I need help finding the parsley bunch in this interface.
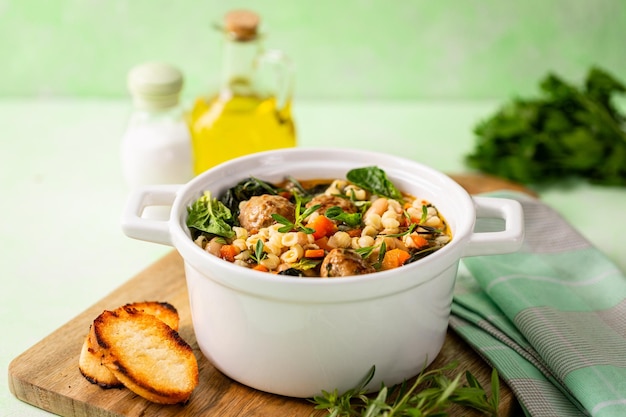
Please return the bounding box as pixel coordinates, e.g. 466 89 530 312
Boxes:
466 67 626 186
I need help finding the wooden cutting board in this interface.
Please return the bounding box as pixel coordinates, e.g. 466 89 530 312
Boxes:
8 174 531 417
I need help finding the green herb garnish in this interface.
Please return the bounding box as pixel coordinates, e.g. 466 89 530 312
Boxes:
311 363 501 417
354 240 387 269
347 166 404 201
466 66 626 186
186 191 235 239
272 193 321 234
420 205 428 224
383 223 417 238
249 239 267 264
285 175 310 196
374 240 387 270
354 245 377 259
290 258 321 271
324 206 362 227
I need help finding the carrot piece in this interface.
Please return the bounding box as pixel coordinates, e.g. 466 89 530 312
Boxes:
219 244 239 262
305 249 325 258
314 236 333 251
411 235 429 248
252 264 269 272
346 228 362 237
381 248 411 270
307 215 337 240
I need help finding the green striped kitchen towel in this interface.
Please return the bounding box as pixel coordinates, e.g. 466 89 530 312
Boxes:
450 191 626 417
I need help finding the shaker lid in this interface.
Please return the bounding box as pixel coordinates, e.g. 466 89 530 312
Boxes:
127 62 184 110
224 9 260 41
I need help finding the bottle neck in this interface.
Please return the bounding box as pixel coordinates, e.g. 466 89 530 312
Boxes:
220 36 262 96
129 104 184 126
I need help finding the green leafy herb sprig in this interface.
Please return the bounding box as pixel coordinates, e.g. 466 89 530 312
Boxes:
354 241 387 270
272 193 321 234
312 362 500 417
466 67 626 186
325 206 362 227
249 239 267 264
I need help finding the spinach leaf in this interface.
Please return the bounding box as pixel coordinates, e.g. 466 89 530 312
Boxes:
346 166 403 201
187 191 235 239
277 268 304 277
220 177 281 220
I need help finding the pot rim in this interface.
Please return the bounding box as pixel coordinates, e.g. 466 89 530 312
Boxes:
166 148 476 301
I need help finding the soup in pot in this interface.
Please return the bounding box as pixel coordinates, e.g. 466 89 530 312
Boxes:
186 166 451 278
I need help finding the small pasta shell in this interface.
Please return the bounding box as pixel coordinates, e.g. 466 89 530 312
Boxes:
280 244 304 263
362 225 378 238
357 235 375 248
260 253 281 270
328 231 351 248
281 232 300 247
364 213 382 230
233 226 248 240
232 238 248 252
344 185 366 200
381 217 400 230
425 216 442 228
387 199 402 213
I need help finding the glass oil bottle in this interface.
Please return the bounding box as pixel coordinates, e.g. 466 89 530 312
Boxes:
187 9 297 175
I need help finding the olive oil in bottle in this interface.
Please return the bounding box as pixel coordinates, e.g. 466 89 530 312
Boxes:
188 10 296 175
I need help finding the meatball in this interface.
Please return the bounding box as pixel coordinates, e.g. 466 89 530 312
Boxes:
320 248 376 278
306 195 357 215
238 195 295 232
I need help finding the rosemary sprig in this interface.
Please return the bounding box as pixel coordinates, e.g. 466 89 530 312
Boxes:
355 241 387 270
383 223 417 238
311 362 501 417
354 245 377 259
420 205 428 223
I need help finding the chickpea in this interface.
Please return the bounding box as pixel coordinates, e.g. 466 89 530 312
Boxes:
205 237 224 257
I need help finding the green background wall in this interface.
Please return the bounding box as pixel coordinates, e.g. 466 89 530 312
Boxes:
2 0 625 100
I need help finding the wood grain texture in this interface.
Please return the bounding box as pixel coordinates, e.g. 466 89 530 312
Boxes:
8 174 531 416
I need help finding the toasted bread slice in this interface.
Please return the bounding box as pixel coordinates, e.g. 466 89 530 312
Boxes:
78 325 124 388
79 301 180 389
92 308 198 404
119 301 180 331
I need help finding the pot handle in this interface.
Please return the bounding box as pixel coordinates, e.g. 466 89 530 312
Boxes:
462 196 524 257
120 185 181 246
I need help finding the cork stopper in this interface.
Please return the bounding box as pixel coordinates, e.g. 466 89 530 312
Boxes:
224 9 260 41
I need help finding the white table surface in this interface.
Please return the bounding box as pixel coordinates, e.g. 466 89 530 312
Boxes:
1 98 624 416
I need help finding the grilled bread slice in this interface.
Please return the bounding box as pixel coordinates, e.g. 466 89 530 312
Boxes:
79 301 180 389
78 324 124 388
120 301 180 330
92 307 198 404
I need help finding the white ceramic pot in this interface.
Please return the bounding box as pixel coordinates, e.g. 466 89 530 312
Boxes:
121 148 524 398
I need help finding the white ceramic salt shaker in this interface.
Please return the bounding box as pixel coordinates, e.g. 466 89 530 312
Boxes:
121 62 193 187
121 62 193 219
